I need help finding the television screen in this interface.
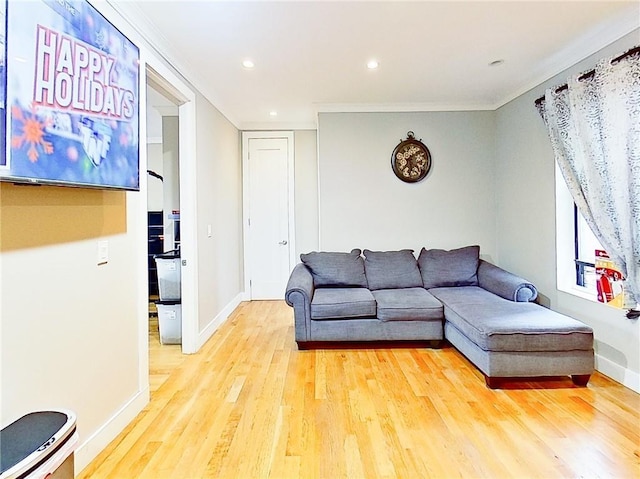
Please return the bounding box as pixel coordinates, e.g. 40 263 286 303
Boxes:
1 0 140 190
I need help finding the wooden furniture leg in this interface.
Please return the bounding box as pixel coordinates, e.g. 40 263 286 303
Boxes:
485 376 500 389
571 374 591 386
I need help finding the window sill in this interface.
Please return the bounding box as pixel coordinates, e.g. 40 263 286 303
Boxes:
557 283 599 302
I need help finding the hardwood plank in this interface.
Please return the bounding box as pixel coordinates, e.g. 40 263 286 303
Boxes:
78 300 640 479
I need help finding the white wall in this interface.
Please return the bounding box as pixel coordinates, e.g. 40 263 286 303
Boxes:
495 30 640 390
194 92 243 335
294 130 319 257
0 185 147 470
162 116 180 251
147 116 181 254
317 112 497 257
146 94 164 212
147 142 164 211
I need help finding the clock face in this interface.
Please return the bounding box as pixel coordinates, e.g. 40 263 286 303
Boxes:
391 136 431 183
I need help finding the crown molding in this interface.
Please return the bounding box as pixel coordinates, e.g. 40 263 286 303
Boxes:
315 102 495 114
495 5 639 110
239 121 318 131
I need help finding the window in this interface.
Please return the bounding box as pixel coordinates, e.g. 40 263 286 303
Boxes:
574 205 604 293
555 163 600 301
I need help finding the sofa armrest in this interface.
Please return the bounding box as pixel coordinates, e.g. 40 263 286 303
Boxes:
478 260 538 302
285 263 315 306
285 263 315 342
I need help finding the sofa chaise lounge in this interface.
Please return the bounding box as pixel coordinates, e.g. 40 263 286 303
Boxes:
285 246 594 387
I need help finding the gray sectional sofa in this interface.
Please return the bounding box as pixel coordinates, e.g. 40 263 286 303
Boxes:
285 246 595 388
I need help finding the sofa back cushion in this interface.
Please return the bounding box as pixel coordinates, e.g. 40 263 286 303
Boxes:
418 245 480 289
363 249 423 290
300 249 368 288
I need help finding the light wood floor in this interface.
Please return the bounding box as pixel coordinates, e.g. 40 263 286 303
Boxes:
79 301 640 479
148 311 185 395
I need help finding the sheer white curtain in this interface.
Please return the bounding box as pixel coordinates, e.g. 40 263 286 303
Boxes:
537 48 640 308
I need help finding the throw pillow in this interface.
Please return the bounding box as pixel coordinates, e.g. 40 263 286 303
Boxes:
362 249 423 290
418 245 480 289
300 249 368 288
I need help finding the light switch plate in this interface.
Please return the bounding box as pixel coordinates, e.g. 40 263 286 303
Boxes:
97 240 109 265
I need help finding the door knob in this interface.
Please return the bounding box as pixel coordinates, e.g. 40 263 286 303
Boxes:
279 240 288 245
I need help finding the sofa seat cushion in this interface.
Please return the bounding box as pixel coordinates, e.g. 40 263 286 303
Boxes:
372 288 444 322
311 288 376 320
430 286 593 352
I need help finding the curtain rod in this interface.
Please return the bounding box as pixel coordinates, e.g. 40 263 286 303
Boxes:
534 45 640 106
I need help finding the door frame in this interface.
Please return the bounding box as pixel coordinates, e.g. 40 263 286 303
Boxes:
242 131 296 299
145 62 199 355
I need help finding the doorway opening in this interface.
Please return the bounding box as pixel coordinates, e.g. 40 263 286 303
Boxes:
146 83 183 393
140 61 197 405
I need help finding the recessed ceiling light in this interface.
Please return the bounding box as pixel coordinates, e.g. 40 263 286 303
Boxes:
242 59 255 69
269 111 278 117
367 60 379 70
489 59 505 67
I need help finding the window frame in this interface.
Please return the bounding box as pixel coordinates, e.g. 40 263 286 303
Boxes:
555 164 600 301
574 204 604 290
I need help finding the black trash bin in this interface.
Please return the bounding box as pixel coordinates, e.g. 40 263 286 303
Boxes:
0 410 77 479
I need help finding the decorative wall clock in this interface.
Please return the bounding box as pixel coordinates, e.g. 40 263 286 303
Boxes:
391 131 432 183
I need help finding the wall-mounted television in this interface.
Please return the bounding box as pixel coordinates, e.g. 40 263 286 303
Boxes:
0 0 140 191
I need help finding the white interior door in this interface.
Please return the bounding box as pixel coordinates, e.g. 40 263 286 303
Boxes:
246 135 293 299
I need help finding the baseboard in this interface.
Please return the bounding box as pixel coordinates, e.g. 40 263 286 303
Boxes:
595 354 640 393
196 292 245 350
74 387 149 474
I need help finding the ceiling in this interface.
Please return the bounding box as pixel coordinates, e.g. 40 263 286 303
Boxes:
117 1 640 130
